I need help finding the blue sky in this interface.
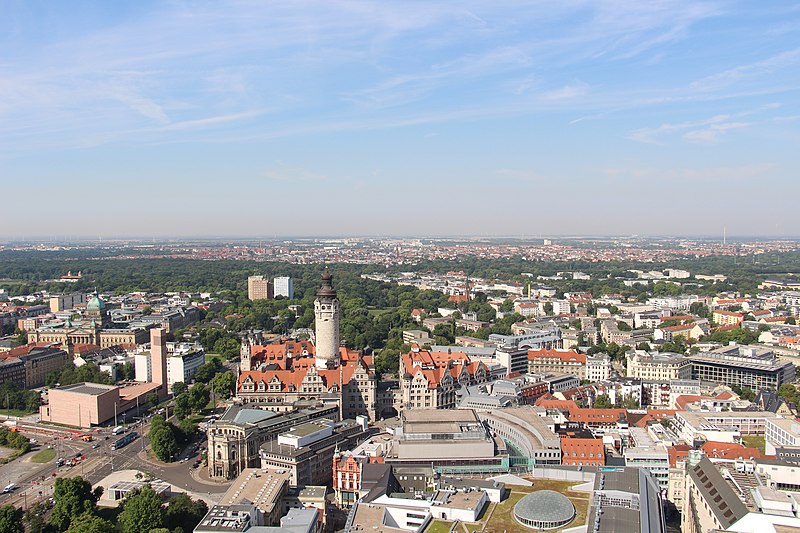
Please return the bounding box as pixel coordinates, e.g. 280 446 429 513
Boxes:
1 1 799 238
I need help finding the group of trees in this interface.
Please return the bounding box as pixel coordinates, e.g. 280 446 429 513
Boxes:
45 363 112 388
0 427 30 454
173 383 210 421
118 487 207 533
148 415 183 463
778 384 800 406
148 414 197 463
594 393 639 409
3 475 208 533
0 382 41 413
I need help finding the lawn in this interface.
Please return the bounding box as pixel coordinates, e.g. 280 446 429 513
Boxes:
742 435 766 454
1 409 36 418
424 520 454 533
30 448 56 463
465 479 591 533
367 307 397 317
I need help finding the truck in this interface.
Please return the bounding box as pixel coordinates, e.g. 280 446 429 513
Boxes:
111 431 138 451
112 426 124 435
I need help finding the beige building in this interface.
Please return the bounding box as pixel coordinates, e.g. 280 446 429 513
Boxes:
49 292 87 313
40 382 120 428
28 325 148 350
216 467 290 526
207 404 340 480
626 351 691 382
248 275 273 301
527 348 586 377
39 328 168 427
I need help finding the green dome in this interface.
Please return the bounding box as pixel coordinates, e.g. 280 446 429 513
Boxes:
87 294 106 311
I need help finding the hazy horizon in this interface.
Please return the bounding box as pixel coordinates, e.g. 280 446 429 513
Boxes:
2 2 799 238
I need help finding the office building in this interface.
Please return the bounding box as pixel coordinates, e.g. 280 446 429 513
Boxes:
248 275 273 301
689 345 796 390
626 351 692 382
273 276 294 299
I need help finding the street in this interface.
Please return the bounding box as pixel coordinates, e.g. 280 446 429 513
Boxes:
0 419 231 512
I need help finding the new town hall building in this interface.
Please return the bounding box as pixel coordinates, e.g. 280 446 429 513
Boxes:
235 271 378 422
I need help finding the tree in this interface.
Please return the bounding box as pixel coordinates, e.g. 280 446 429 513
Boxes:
778 384 800 406
149 423 179 462
740 387 756 401
543 302 554 316
165 493 208 532
118 486 166 533
616 321 631 331
172 381 188 396
375 348 400 376
621 395 640 409
689 302 710 318
121 361 136 381
0 505 22 533
788 317 797 325
189 383 210 412
594 394 612 409
49 476 103 531
145 392 159 409
173 393 191 421
22 503 47 533
193 359 224 383
66 513 115 533
210 371 236 400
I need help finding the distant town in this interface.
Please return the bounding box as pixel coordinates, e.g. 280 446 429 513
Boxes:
1 240 800 532
3 236 800 265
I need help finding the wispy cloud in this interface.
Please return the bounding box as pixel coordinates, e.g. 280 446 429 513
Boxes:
689 49 800 92
628 104 781 144
543 82 589 101
683 121 750 143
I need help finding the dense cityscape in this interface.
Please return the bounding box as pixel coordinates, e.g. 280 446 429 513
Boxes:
3 1 799 532
0 240 799 532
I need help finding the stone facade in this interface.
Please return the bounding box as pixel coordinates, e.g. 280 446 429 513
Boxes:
398 348 488 411
314 270 340 369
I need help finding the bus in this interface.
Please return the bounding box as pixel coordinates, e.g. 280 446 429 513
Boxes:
2 484 17 494
112 426 124 435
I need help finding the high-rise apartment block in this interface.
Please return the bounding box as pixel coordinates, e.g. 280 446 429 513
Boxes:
248 275 273 301
273 276 294 299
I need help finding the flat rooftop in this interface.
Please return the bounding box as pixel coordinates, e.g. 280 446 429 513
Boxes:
58 382 117 396
218 468 290 513
283 420 331 438
119 382 161 401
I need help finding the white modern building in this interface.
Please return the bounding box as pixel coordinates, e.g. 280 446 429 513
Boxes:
135 352 151 382
273 276 294 299
166 347 206 387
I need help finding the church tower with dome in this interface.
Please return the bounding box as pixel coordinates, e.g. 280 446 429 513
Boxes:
314 269 341 369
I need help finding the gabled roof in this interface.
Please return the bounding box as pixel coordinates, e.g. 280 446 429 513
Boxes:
527 348 586 363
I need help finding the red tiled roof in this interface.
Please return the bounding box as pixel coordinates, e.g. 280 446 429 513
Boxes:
701 441 762 460
527 348 586 364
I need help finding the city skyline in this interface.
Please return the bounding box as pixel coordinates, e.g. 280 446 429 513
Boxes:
2 1 799 237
